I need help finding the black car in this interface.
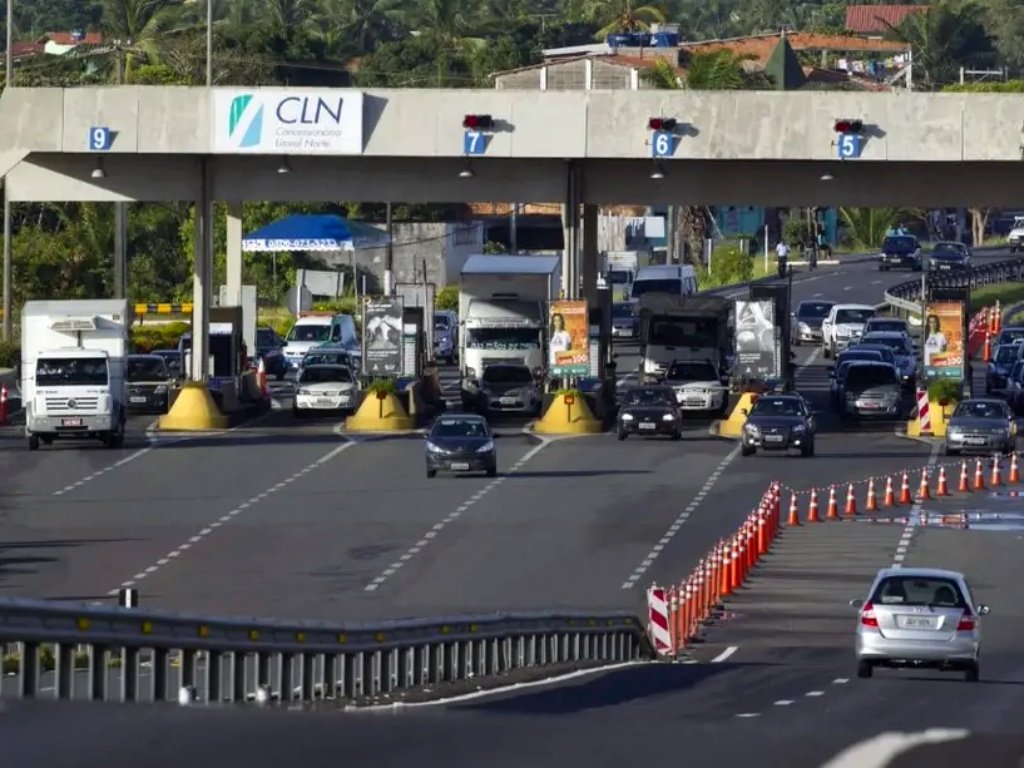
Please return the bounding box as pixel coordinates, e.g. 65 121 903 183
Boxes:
928 241 971 272
878 235 922 272
126 354 175 413
741 394 816 457
151 348 183 379
255 327 287 380
612 301 640 340
791 300 836 346
425 414 497 478
986 343 1022 394
617 385 683 440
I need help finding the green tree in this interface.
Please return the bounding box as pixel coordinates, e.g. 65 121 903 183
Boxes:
839 207 919 250
982 0 1024 69
586 0 666 38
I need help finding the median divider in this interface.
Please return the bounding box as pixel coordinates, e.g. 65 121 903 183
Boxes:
158 381 230 431
346 389 416 432
534 389 603 435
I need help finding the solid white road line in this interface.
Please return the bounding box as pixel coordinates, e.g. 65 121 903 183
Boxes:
711 646 738 663
819 729 970 768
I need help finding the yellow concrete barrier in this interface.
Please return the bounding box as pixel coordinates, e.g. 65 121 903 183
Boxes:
158 381 229 431
714 392 758 439
534 394 603 435
906 399 952 438
346 391 416 432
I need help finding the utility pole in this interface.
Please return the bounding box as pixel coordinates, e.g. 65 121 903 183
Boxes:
206 0 213 86
3 0 14 342
509 202 517 253
113 50 127 299
383 202 393 295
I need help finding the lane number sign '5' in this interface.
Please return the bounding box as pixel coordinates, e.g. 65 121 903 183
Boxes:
89 126 113 151
651 130 674 158
837 133 863 159
464 130 486 156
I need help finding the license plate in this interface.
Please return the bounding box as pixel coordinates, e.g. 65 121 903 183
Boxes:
450 462 470 471
639 422 656 430
765 435 784 443
901 616 936 629
130 396 147 403
965 437 987 445
860 402 880 409
61 418 83 427
316 399 334 407
500 397 518 405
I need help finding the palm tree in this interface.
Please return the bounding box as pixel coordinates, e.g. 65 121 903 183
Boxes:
839 207 919 250
883 0 989 89
683 49 749 89
326 0 406 55
587 0 666 39
97 0 190 82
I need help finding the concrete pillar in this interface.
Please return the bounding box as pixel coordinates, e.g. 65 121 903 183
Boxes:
225 201 243 306
113 203 127 299
191 159 213 382
581 204 598 305
561 162 581 299
2 191 11 342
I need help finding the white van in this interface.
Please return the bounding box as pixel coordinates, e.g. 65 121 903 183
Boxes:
631 265 698 300
282 313 358 370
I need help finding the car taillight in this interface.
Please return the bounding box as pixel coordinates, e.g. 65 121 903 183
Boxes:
957 611 975 631
860 602 878 628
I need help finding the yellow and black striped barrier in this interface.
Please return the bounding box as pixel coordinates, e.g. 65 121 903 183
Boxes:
134 303 193 315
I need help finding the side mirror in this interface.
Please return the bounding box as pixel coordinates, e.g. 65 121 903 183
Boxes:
977 604 990 616
849 598 864 609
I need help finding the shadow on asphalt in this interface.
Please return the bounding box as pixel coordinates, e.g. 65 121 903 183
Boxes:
455 663 759 714
507 469 652 479
0 538 140 586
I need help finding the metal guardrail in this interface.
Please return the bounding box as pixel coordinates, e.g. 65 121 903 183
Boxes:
884 258 1024 315
0 598 651 704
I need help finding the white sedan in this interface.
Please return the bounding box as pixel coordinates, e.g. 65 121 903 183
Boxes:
293 364 357 415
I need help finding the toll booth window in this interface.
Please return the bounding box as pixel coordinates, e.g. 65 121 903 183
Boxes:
36 357 109 386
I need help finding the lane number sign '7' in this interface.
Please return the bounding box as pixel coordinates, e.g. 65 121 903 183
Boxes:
837 133 863 159
464 130 486 155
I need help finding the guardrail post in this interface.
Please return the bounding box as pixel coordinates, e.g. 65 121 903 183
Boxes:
152 648 169 702
256 651 270 695
229 651 246 702
502 637 513 671
87 645 108 702
489 638 500 675
119 646 139 702
205 651 223 703
16 641 40 698
324 653 341 699
385 648 399 692
350 652 364 697
402 647 415 689
55 643 74 700
462 640 473 679
445 643 458 682
181 649 197 694
368 650 382 695
475 640 487 677
276 652 291 702
301 653 316 699
515 636 525 668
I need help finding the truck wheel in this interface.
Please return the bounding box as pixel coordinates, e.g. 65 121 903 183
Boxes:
28 434 40 451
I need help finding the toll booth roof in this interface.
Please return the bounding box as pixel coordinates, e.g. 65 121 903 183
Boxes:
461 255 561 275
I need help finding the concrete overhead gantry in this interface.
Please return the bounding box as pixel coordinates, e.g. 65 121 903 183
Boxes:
2 86 1023 426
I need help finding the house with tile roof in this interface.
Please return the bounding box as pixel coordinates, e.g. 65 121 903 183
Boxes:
5 30 103 65
845 5 928 36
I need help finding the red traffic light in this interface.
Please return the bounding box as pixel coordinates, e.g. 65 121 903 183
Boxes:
463 114 494 130
648 117 678 131
833 119 864 134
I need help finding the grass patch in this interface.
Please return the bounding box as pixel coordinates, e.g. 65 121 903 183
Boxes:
969 282 1024 313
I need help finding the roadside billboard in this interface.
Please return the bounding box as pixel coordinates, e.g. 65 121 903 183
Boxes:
549 299 589 376
363 297 404 376
734 299 778 378
923 300 965 381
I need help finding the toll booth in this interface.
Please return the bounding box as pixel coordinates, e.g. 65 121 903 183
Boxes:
588 286 612 379
749 280 792 390
396 283 436 376
180 306 246 408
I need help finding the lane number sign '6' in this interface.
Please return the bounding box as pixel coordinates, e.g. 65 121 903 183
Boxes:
89 126 113 151
651 130 675 158
837 133 863 159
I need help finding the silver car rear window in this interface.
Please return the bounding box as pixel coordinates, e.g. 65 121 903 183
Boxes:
871 576 966 607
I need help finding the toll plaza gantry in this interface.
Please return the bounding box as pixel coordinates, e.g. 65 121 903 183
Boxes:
1 86 1023 429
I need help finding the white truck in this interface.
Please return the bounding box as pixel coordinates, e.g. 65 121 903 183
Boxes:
1008 215 1024 253
600 251 650 302
458 254 561 409
21 299 129 450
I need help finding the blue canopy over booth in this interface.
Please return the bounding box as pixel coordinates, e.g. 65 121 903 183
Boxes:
242 214 390 252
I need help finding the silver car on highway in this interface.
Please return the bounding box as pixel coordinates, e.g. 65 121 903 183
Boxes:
852 567 988 681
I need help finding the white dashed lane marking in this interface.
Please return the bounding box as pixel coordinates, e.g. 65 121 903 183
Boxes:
892 443 940 568
363 438 554 592
54 446 155 496
734 671 857 718
621 444 742 590
106 439 356 597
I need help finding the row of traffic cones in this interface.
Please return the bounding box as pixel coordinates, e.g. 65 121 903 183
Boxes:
651 483 783 656
980 302 1003 362
785 454 1020 525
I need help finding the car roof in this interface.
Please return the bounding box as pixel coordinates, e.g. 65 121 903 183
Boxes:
832 303 877 311
797 299 835 308
933 241 964 247
435 414 486 423
755 394 803 402
959 398 1007 407
301 364 351 371
861 331 908 339
128 354 163 360
866 317 906 324
845 359 893 367
874 567 965 581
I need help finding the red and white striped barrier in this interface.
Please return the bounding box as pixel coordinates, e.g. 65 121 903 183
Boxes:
646 586 672 655
915 389 931 434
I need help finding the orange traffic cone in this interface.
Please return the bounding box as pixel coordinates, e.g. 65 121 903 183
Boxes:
826 486 839 520
917 468 932 500
1010 453 1020 485
898 471 913 504
807 489 822 523
974 459 986 490
257 357 269 399
787 494 800 526
883 476 897 507
865 478 879 512
991 456 1002 487
982 332 992 363
958 461 971 493
992 300 1001 334
844 483 858 517
936 466 950 497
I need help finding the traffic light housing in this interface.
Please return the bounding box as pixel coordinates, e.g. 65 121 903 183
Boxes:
648 117 678 132
463 114 495 130
833 119 864 134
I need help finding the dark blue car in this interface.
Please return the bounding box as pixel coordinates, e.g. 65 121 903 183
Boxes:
255 327 287 379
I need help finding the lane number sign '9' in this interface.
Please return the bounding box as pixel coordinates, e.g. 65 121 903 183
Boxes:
837 133 863 159
651 130 674 158
89 126 113 151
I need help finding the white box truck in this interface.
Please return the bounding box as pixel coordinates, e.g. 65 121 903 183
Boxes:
21 299 129 450
458 254 560 409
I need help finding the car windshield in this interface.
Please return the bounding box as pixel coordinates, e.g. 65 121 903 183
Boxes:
994 346 1020 365
432 418 489 439
751 398 804 417
299 367 352 384
870 575 966 608
883 236 916 251
932 243 963 255
303 352 348 367
607 270 631 284
287 324 330 342
997 329 1024 345
845 365 897 388
839 351 884 365
483 366 532 384
612 303 635 318
435 315 451 330
632 279 682 298
256 329 278 346
36 357 109 386
954 401 1008 420
850 345 895 364
127 357 168 381
835 308 875 324
866 320 906 333
623 387 674 406
797 302 833 319
667 362 717 381
863 336 910 355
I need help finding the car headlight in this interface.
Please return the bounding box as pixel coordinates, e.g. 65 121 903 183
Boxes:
1011 423 1018 436
837 328 851 338
426 442 448 454
621 413 634 421
948 428 963 438
476 441 494 453
798 322 810 333
744 423 759 435
154 385 168 394
662 413 675 421
792 424 805 433
297 388 311 396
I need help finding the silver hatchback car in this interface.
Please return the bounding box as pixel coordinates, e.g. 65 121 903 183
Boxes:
851 567 989 681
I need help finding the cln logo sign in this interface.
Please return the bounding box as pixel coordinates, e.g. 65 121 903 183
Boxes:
214 90 365 154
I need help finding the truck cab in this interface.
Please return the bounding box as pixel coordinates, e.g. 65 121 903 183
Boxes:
638 294 731 381
1008 215 1024 254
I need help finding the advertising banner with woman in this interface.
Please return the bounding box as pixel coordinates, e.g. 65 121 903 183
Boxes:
923 301 964 381
549 299 589 376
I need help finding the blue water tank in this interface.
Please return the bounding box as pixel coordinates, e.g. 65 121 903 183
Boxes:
606 32 644 47
650 32 679 47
